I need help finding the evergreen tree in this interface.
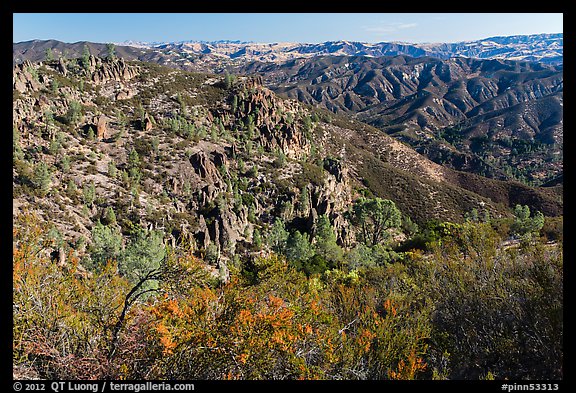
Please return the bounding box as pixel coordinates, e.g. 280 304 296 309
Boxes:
106 43 116 59
45 48 54 62
128 148 140 170
86 126 95 140
401 215 419 237
120 229 166 285
298 185 310 216
102 206 117 226
285 231 314 264
268 218 289 254
31 162 51 196
252 228 263 250
351 197 402 246
89 220 122 270
65 101 82 126
83 180 96 207
511 204 545 238
224 71 232 89
82 44 91 71
314 215 342 263
108 160 117 178
60 155 71 174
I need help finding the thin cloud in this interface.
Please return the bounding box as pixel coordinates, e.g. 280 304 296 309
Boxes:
363 22 418 35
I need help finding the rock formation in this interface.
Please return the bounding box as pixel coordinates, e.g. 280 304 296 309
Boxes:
90 57 139 85
96 115 108 140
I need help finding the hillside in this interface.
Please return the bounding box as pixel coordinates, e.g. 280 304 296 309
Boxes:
233 55 563 185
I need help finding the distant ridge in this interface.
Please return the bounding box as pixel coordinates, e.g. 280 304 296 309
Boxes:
14 33 563 65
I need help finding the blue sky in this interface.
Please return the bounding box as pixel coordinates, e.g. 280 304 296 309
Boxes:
13 13 563 44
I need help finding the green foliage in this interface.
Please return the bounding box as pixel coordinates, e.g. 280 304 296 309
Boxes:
401 215 419 237
285 231 314 266
31 162 51 196
351 197 402 247
224 71 233 89
119 229 166 286
89 220 123 270
13 212 562 380
204 243 220 265
511 204 544 238
297 185 310 215
267 218 289 254
314 215 343 264
419 223 562 379
102 206 117 226
252 228 263 250
273 148 287 168
106 43 116 59
107 160 117 178
82 44 91 71
50 78 59 94
45 48 54 62
82 180 96 207
65 101 82 126
86 126 95 140
398 220 463 252
13 127 24 161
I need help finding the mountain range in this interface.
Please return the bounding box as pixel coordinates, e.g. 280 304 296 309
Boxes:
13 33 563 67
145 33 563 65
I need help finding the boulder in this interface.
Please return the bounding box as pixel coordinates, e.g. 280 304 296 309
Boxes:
96 115 108 140
144 112 154 131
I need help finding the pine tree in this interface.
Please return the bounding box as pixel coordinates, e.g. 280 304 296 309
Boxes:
83 180 96 206
224 71 232 89
314 215 342 263
268 218 289 254
106 43 116 59
82 44 91 71
89 220 122 270
86 126 95 140
45 48 54 62
253 228 263 250
102 206 117 226
31 162 51 196
351 197 402 246
298 185 310 216
285 231 314 264
108 160 117 178
120 229 166 285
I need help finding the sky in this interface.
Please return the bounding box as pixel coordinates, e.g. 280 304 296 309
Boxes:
13 13 563 44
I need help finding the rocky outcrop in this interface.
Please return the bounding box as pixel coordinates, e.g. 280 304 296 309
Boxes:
143 112 154 131
13 60 42 93
90 57 139 85
58 57 68 76
95 115 108 140
233 77 311 159
115 87 137 101
189 150 223 184
310 159 354 246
